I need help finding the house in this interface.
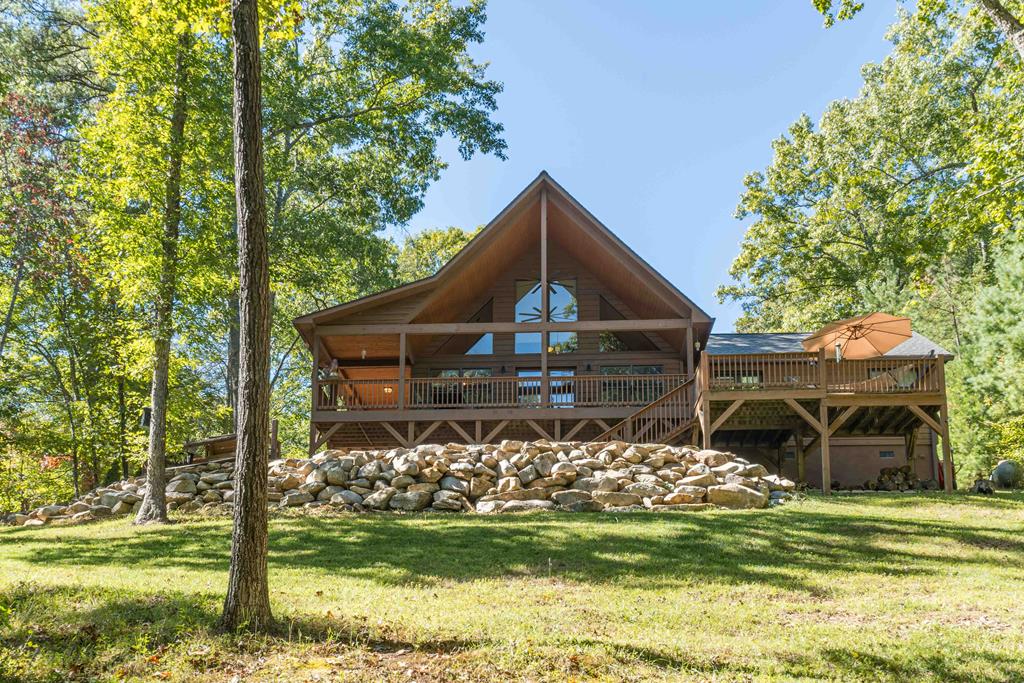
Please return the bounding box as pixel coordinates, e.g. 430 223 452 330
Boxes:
293 172 954 493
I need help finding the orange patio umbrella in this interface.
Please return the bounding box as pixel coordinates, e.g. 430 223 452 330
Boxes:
802 313 912 360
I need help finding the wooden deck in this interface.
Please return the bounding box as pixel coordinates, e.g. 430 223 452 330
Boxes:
694 349 953 493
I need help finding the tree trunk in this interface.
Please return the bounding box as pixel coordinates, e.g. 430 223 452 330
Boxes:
227 293 240 430
221 0 272 632
978 0 1024 61
118 375 128 478
135 32 190 525
0 259 24 364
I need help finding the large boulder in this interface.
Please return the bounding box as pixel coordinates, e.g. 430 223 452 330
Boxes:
330 490 364 506
551 490 592 506
592 491 643 507
389 491 433 511
992 460 1023 489
166 478 198 494
500 499 556 513
363 487 397 510
280 491 314 507
707 483 767 509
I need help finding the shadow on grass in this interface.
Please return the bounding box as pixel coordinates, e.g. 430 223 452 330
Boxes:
3 582 1022 683
4 493 1023 595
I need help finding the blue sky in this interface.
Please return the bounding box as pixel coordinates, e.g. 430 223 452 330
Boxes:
401 1 899 331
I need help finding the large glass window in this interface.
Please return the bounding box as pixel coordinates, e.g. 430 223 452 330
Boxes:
515 278 578 354
515 280 542 354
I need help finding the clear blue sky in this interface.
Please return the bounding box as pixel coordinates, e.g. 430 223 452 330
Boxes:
401 1 898 331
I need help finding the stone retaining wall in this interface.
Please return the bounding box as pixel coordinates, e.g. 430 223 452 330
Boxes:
4 440 797 526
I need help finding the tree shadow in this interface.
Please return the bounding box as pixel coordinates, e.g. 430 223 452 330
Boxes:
5 581 1022 683
5 493 1023 596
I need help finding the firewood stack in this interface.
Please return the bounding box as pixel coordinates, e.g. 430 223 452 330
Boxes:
863 465 938 492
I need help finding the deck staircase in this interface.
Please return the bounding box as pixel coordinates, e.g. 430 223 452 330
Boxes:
595 376 697 444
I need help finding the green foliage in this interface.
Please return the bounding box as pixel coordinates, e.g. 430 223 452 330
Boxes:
0 0 505 503
396 225 480 281
954 242 1024 471
721 1 1024 473
813 0 865 27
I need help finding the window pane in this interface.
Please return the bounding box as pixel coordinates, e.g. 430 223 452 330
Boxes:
599 332 629 352
548 331 577 354
515 280 542 322
548 279 577 322
515 332 542 354
551 368 575 407
465 334 492 355
516 369 541 405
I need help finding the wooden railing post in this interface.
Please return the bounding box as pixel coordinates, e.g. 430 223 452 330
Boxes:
309 330 320 454
398 332 406 410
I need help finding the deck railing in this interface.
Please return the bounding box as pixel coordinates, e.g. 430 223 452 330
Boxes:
595 377 696 443
704 353 942 395
317 373 690 411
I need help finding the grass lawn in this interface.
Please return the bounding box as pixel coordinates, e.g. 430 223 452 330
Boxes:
1 493 1023 682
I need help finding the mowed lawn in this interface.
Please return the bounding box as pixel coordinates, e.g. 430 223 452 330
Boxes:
1 494 1023 682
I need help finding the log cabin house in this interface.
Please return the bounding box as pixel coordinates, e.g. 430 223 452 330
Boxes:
294 172 954 493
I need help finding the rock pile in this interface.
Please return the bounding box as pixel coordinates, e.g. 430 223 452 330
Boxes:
4 440 797 527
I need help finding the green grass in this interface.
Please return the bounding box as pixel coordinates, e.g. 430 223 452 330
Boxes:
1 494 1023 682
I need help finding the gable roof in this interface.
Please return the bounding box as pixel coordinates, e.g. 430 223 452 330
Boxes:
706 332 953 358
295 171 713 342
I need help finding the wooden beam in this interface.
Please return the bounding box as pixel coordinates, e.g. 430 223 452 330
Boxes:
700 365 711 448
563 419 590 441
484 420 510 443
475 420 482 443
397 332 406 410
309 332 320 454
795 425 806 484
685 326 694 376
908 404 943 435
826 393 944 407
447 420 474 443
593 418 611 432
939 401 953 493
316 318 692 337
380 422 410 448
540 188 550 407
805 405 861 454
311 423 342 452
784 398 823 434
710 399 746 434
413 420 443 445
525 419 552 441
827 405 859 436
819 400 832 494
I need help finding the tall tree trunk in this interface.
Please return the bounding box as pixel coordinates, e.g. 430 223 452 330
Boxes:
0 259 24 362
978 0 1024 61
118 375 128 478
227 293 240 430
135 32 190 525
221 0 272 632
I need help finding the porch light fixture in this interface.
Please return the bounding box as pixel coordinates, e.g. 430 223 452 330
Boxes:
383 386 393 394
